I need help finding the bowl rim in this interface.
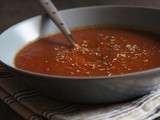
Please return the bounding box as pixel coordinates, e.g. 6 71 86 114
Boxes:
1 5 160 80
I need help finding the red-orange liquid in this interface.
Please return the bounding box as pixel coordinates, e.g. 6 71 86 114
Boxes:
15 26 160 76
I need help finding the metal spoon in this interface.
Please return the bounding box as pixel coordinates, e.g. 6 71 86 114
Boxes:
39 0 79 48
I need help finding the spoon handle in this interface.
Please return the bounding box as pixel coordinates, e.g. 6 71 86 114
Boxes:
39 0 77 47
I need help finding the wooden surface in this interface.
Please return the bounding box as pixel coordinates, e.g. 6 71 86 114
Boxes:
1 0 160 120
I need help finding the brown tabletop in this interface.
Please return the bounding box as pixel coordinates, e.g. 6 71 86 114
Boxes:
1 0 160 120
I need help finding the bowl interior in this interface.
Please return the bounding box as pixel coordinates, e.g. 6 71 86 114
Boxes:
1 6 160 70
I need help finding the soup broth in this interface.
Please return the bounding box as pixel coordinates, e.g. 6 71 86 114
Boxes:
15 26 160 76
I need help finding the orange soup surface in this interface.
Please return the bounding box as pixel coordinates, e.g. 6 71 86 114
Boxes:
15 26 160 76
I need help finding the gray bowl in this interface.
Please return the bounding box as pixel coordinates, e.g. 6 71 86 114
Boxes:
1 5 160 104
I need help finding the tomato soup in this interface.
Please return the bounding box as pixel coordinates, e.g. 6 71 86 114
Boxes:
15 26 160 76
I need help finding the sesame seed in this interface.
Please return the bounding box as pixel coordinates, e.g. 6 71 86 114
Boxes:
117 53 126 57
103 56 108 59
70 72 74 75
86 71 90 74
113 44 120 49
46 68 50 71
44 60 49 63
97 65 102 67
111 36 115 39
84 64 88 66
56 59 59 62
126 44 131 49
100 42 104 45
108 73 112 76
121 53 126 57
126 44 138 52
69 57 72 61
127 68 132 71
144 59 149 62
71 64 75 66
54 47 59 51
91 64 96 69
99 68 105 71
76 69 80 72
95 52 100 56
112 58 117 61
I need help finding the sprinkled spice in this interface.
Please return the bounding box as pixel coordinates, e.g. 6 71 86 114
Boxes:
76 69 80 73
44 60 49 63
15 26 160 76
86 71 90 75
46 68 50 71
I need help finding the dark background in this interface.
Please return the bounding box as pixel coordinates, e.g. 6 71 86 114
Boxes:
0 0 160 119
1 0 160 32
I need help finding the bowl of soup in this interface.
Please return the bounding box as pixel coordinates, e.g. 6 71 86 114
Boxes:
1 6 160 104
